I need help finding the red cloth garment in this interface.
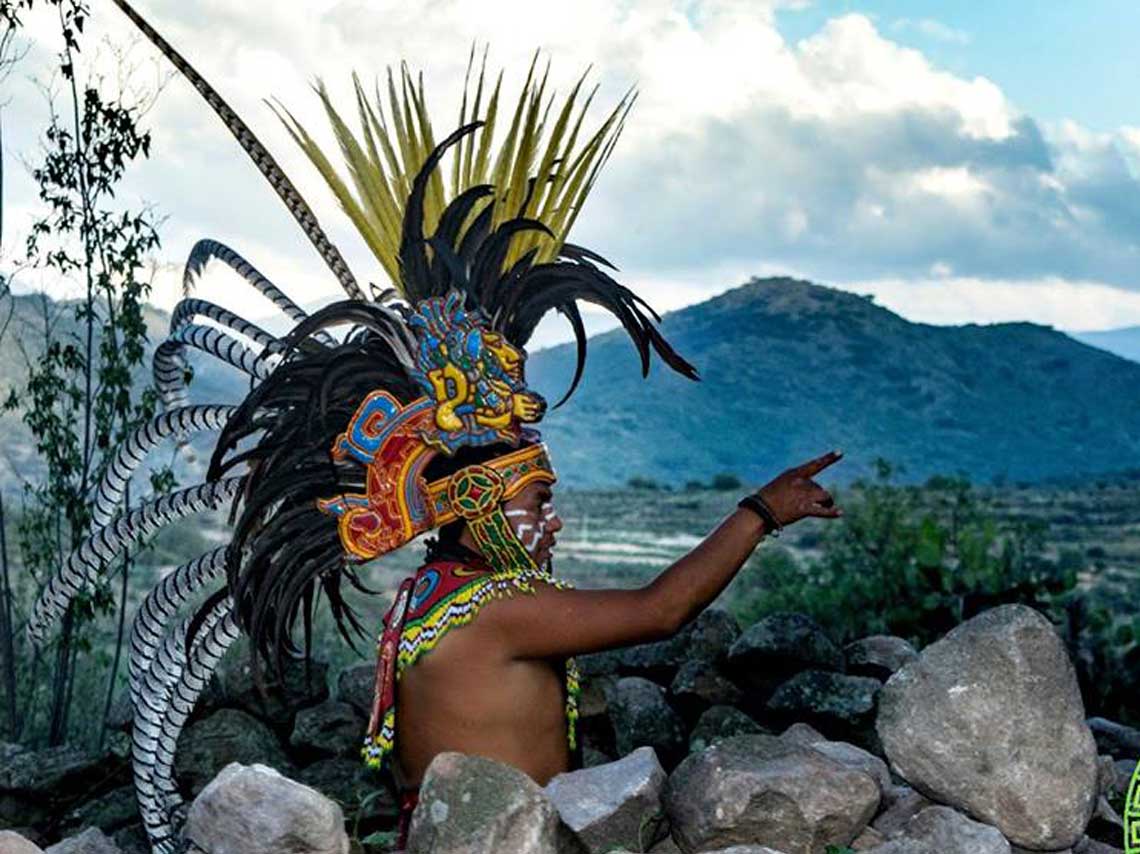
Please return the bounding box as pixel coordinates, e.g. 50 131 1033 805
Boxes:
395 786 420 850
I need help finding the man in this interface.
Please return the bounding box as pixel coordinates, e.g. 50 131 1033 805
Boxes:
381 443 843 845
44 9 844 850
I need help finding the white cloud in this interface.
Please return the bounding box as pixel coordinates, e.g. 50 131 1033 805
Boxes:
3 0 1139 342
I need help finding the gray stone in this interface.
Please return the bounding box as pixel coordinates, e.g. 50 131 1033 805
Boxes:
405 752 585 854
608 677 686 769
663 734 880 854
579 675 618 757
670 660 743 722
0 746 102 795
876 605 1098 851
727 612 845 685
778 722 828 748
108 826 148 854
808 740 892 794
61 786 139 835
0 831 44 854
289 700 363 759
870 785 933 838
1073 835 1125 854
767 670 881 731
175 708 292 796
43 828 121 854
894 805 1010 854
844 636 919 681
1085 794 1124 847
1110 758 1138 796
1011 847 1070 854
690 706 767 753
544 746 667 854
850 826 887 850
684 608 742 665
334 663 374 717
1088 717 1140 761
184 762 348 854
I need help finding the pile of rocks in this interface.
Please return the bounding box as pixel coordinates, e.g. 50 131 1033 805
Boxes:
2 603 1136 853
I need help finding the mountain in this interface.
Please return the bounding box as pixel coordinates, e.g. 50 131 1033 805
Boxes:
1073 326 1140 364
525 277 1140 488
3 277 1137 494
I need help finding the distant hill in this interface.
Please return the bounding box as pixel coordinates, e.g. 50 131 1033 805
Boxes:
3 277 1137 494
1073 326 1140 364
525 277 1140 488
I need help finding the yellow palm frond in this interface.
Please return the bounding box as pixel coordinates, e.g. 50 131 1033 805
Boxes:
275 48 634 298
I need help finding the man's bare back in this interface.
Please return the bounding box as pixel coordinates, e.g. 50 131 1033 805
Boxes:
394 602 570 787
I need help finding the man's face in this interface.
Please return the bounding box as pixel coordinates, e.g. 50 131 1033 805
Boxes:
502 480 562 568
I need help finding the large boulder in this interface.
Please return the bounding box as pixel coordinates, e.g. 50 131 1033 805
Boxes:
843 636 918 682
292 758 397 824
663 734 879 854
806 740 891 795
289 701 364 760
175 708 292 796
544 747 667 854
608 677 687 770
876 605 1098 850
684 609 743 665
43 828 120 854
0 746 103 796
183 763 348 854
405 752 585 854
60 786 139 837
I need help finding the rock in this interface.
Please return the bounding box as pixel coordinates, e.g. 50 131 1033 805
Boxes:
103 692 133 733
613 634 692 686
108 826 148 854
684 609 742 665
1088 717 1140 761
175 708 292 796
870 786 933 838
0 746 102 795
778 722 828 749
1012 847 1070 854
183 762 348 854
767 670 881 734
0 831 44 854
576 650 624 678
60 786 139 835
894 805 1010 854
405 752 585 854
544 747 667 854
670 660 743 724
808 740 892 794
850 825 887 849
1085 794 1124 846
689 706 767 753
1111 758 1138 796
608 677 686 770
844 636 919 681
289 700 364 760
578 676 618 758
663 733 880 854
43 828 121 854
876 605 1098 850
727 613 845 688
293 758 397 823
1073 835 1125 854
582 747 614 768
334 663 375 717
209 640 329 730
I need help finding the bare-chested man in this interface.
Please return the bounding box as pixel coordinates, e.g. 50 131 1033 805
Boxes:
387 447 844 845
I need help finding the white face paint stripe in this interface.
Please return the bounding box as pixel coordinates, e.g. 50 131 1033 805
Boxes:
504 509 529 518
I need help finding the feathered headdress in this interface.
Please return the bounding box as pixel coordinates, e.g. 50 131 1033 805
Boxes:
25 3 697 852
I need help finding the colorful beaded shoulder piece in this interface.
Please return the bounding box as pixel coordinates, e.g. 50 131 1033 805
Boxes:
362 558 581 771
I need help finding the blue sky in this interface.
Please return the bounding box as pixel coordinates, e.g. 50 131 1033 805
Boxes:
778 2 1140 134
5 0 1140 344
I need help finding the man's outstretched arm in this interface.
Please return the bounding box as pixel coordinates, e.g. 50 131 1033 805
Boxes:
483 449 845 660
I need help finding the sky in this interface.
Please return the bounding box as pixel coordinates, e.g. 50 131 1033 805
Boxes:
4 0 1140 348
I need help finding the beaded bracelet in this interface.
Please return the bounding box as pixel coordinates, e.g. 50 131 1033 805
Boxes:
737 493 783 537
